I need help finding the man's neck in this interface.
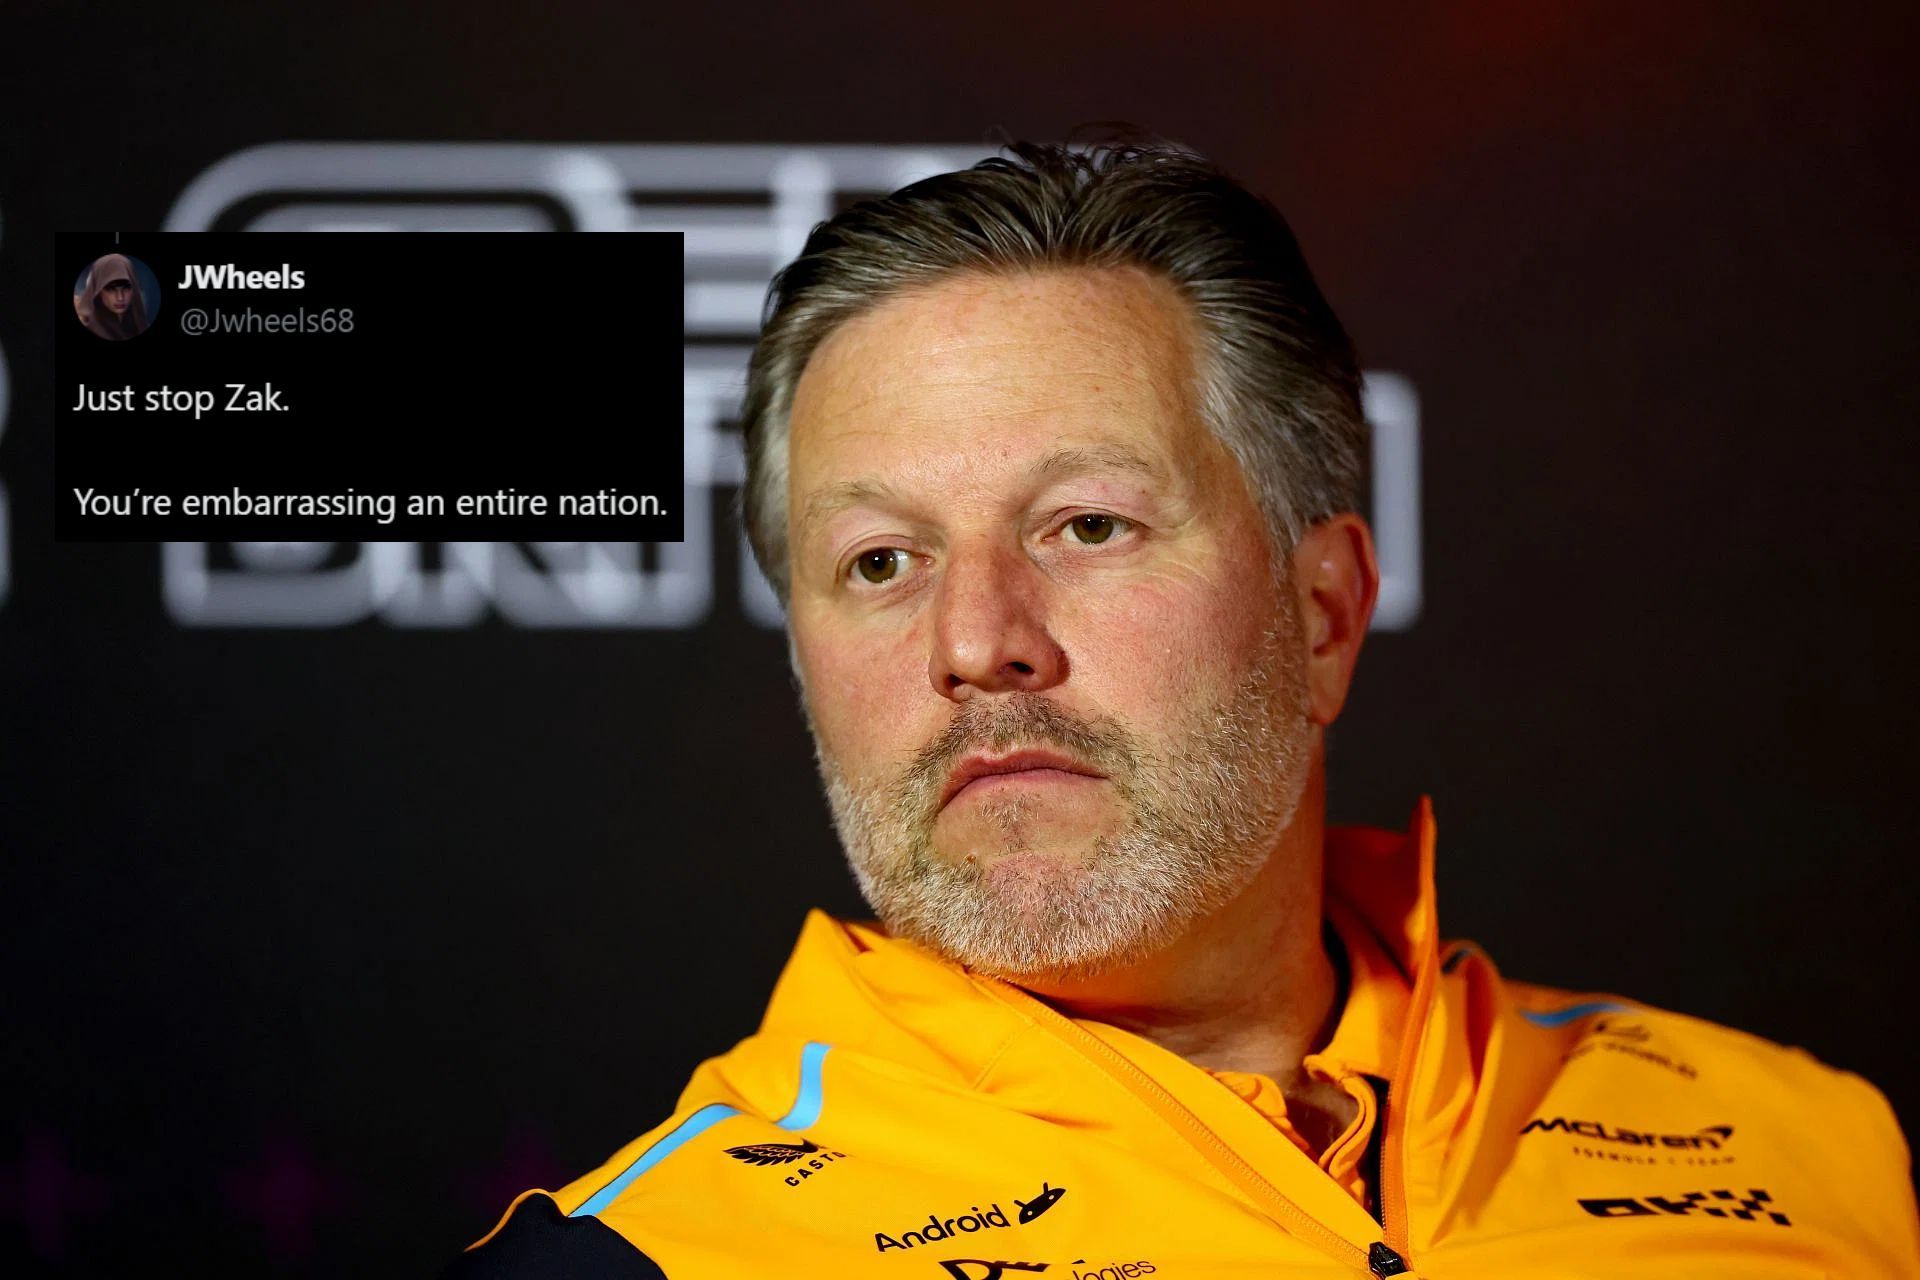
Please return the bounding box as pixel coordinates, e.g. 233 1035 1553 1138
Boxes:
1015 762 1343 1092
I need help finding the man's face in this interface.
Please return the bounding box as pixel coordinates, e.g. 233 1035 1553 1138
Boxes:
101 279 133 315
784 266 1317 981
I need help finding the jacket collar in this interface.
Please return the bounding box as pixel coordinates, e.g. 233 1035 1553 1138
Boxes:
1325 795 1441 998
758 797 1447 1097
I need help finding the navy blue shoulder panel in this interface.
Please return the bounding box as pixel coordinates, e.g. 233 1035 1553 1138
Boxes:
440 1194 668 1279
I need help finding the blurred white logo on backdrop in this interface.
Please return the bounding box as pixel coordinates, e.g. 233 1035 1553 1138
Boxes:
157 143 1420 631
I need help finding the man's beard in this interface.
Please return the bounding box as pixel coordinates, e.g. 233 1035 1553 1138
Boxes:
806 592 1315 983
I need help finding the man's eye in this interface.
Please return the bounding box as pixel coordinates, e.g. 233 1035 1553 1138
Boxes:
1064 513 1128 545
851 548 909 585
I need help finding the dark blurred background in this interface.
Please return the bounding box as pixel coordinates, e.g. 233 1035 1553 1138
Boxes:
2 1 1916 1273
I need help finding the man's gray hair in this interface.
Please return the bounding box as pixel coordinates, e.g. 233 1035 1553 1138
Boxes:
738 138 1368 605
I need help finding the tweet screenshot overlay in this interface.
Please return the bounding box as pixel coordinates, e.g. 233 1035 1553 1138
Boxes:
56 232 684 540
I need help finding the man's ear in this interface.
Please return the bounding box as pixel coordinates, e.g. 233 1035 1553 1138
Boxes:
1291 513 1380 726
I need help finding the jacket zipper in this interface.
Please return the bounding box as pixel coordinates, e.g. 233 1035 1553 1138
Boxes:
979 979 1390 1276
1368 1078 1412 1276
1373 802 1442 1275
1368 1240 1412 1276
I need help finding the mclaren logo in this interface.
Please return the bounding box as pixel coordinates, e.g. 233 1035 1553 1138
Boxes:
1521 1118 1733 1150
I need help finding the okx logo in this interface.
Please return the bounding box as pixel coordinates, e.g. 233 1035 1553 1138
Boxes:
1579 1187 1790 1226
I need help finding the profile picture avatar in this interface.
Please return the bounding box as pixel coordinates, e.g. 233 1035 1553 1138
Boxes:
73 253 160 340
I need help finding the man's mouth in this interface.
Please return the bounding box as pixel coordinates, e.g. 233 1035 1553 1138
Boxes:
938 749 1106 811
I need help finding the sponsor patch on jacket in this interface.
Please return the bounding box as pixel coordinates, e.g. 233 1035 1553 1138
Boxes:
723 1138 850 1187
1579 1187 1790 1226
725 1139 821 1166
935 1261 1158 1279
878 1183 1066 1252
1521 1117 1738 1167
1563 1018 1701 1081
1521 1118 1731 1149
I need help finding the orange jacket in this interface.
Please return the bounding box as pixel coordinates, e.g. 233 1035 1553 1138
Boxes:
449 800 1920 1277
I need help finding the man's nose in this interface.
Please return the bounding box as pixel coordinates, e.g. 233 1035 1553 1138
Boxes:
928 538 1067 700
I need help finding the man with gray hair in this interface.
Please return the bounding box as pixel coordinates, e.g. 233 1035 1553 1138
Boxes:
447 140 1918 1278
